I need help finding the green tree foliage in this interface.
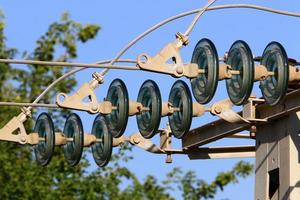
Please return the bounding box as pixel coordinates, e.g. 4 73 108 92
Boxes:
0 11 253 199
0 11 99 200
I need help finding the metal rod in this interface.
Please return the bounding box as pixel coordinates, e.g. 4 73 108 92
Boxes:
198 64 274 77
227 133 251 139
268 71 275 76
0 102 59 108
141 107 150 112
230 70 241 75
66 138 74 142
0 59 139 71
95 139 102 143
198 69 206 74
165 145 255 154
172 108 181 112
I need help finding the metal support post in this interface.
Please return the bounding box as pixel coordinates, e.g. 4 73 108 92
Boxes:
255 112 300 200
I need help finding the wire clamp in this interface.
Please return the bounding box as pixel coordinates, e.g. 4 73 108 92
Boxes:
175 32 189 46
137 41 198 78
56 81 112 114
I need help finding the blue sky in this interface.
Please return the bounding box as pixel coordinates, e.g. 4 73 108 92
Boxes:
1 0 300 199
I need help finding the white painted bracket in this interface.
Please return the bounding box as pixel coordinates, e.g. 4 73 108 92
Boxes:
210 99 250 123
137 40 198 78
56 82 112 114
0 111 38 145
243 97 267 123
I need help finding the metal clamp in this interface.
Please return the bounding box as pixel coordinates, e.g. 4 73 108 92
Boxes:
210 99 250 123
56 81 112 114
242 97 267 122
137 40 198 78
128 101 143 116
289 65 300 82
0 111 39 145
175 32 189 46
128 132 164 154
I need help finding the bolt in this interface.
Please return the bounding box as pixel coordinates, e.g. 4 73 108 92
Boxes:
133 137 140 144
250 131 256 139
21 107 31 117
250 125 257 139
166 154 172 163
20 136 26 143
223 52 228 62
214 106 222 114
176 66 183 75
175 32 189 46
91 104 98 112
92 72 104 83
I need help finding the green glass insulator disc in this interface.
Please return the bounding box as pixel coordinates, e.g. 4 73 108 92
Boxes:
91 114 112 168
191 38 219 104
168 80 192 139
226 40 254 105
137 80 162 139
259 42 289 106
105 79 129 138
63 113 84 166
34 112 55 166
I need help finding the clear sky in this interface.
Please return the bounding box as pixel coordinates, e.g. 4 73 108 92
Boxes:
1 0 300 199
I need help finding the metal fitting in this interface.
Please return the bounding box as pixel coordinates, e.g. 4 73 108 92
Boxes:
21 107 31 118
214 106 222 114
92 72 104 84
175 32 189 46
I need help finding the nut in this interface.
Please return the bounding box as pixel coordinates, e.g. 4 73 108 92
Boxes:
133 137 140 144
214 106 222 114
92 72 104 83
176 66 184 75
175 32 189 46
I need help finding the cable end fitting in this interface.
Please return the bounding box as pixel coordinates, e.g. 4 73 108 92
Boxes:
21 107 32 118
92 72 104 84
176 32 189 46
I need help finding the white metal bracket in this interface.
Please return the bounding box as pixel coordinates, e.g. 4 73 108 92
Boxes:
0 109 38 145
210 99 250 123
136 38 198 78
243 97 267 122
56 75 112 114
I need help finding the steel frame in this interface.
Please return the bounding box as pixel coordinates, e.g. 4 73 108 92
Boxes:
180 89 300 199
